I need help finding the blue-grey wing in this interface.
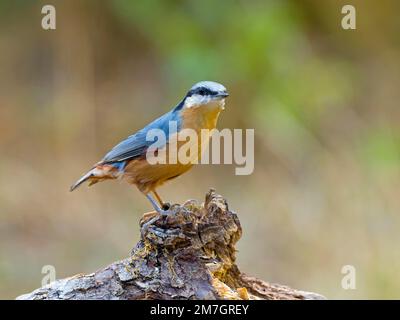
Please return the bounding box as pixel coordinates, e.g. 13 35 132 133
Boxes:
101 110 181 163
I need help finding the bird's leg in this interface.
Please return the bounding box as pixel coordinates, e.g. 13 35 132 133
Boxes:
145 193 165 215
141 193 172 235
152 190 163 206
152 190 171 210
145 193 172 216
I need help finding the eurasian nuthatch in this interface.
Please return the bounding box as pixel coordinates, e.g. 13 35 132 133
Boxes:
70 81 229 216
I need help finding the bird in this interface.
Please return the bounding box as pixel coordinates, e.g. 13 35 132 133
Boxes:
70 81 229 216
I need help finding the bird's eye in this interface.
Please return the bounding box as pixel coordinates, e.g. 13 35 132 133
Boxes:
198 88 207 95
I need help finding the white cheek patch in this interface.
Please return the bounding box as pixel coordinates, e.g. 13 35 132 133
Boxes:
184 94 210 108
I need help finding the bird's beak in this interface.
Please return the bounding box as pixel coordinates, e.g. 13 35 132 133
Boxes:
216 92 229 98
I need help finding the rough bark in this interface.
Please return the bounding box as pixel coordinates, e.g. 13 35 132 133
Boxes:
17 189 325 300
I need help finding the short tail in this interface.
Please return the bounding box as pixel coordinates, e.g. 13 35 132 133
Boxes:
70 169 97 192
70 163 122 192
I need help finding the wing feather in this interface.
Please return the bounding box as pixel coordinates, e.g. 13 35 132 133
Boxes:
101 109 182 163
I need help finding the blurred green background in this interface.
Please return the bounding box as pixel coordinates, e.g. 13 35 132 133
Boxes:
0 0 399 299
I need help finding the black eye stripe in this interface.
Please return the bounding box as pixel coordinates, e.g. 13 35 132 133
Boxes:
197 87 217 95
186 87 219 97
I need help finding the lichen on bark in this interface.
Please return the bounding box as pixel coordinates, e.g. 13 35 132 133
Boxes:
17 189 325 300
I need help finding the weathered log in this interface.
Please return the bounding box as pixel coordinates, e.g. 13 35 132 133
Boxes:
17 190 325 300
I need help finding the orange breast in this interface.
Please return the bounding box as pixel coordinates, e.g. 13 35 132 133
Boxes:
123 102 223 193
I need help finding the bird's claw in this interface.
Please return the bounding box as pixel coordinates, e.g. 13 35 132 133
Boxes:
159 208 173 216
141 208 173 237
141 215 159 237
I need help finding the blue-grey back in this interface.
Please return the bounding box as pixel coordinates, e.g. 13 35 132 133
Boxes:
101 104 183 163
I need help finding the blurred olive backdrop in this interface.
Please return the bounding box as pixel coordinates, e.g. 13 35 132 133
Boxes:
0 0 399 299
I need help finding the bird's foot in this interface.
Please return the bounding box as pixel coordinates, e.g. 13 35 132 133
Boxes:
159 207 173 216
141 207 174 237
140 215 160 237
